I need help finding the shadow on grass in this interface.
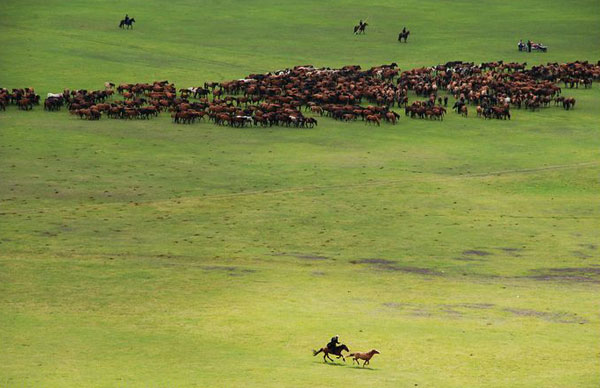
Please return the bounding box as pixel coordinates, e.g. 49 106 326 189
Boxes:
313 361 347 367
312 361 377 371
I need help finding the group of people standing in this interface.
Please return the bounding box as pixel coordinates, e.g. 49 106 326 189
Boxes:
518 39 547 52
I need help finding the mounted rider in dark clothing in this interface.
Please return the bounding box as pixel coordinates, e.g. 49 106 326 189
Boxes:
124 14 130 24
327 335 340 351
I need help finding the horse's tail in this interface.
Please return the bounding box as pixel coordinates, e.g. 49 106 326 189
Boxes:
313 348 322 356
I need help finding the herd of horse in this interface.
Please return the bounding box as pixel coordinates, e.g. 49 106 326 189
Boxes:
1 60 597 128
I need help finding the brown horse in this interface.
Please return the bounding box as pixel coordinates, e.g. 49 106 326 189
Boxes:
349 349 380 367
313 344 350 363
562 97 576 110
366 114 381 126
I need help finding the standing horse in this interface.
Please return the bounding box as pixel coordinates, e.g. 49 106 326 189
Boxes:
354 22 368 35
313 344 350 362
398 30 410 42
119 17 136 29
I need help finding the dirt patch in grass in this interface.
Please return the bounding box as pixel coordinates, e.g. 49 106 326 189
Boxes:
526 267 600 283
382 302 583 323
571 250 593 259
350 258 396 265
463 250 492 256
503 308 586 324
448 303 495 310
452 257 482 262
382 302 410 309
382 303 462 318
351 258 441 276
499 247 522 253
271 252 330 260
202 265 256 275
293 254 329 260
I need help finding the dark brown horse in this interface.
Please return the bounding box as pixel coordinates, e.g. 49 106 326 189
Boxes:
313 344 350 362
398 30 410 42
354 22 368 35
119 17 135 29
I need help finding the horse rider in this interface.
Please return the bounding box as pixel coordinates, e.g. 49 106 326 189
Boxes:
402 26 407 34
124 14 130 24
327 335 340 352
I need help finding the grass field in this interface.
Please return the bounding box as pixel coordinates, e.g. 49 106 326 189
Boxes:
1 0 599 387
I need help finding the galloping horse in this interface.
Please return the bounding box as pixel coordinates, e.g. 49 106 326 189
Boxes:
398 30 410 42
313 344 350 362
349 349 380 367
119 17 136 29
354 22 368 35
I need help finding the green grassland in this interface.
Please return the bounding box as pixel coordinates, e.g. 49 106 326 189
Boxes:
1 0 599 386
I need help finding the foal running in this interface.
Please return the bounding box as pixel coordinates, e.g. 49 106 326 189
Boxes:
349 349 380 367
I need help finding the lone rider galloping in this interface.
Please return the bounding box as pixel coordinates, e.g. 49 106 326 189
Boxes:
327 335 340 352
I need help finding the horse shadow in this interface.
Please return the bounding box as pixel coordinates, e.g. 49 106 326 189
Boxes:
312 361 346 367
312 361 377 370
349 365 376 371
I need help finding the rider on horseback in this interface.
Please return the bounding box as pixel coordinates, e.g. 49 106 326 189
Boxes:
124 14 130 24
327 335 340 352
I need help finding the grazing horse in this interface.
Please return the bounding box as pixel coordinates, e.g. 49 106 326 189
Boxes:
313 344 350 362
349 349 380 367
354 22 368 35
119 17 136 29
398 30 410 42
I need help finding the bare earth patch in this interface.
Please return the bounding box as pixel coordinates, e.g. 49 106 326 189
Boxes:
202 266 257 276
526 267 600 283
351 259 441 275
381 302 585 323
270 252 330 260
503 308 586 324
462 250 492 256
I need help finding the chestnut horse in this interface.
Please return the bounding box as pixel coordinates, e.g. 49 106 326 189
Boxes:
349 349 380 367
313 344 350 362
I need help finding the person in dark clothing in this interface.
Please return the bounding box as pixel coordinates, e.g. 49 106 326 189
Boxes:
327 335 340 351
527 40 532 53
124 14 130 24
444 96 448 107
402 26 407 34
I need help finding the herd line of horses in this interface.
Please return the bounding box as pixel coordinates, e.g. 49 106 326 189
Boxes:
1 60 598 127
